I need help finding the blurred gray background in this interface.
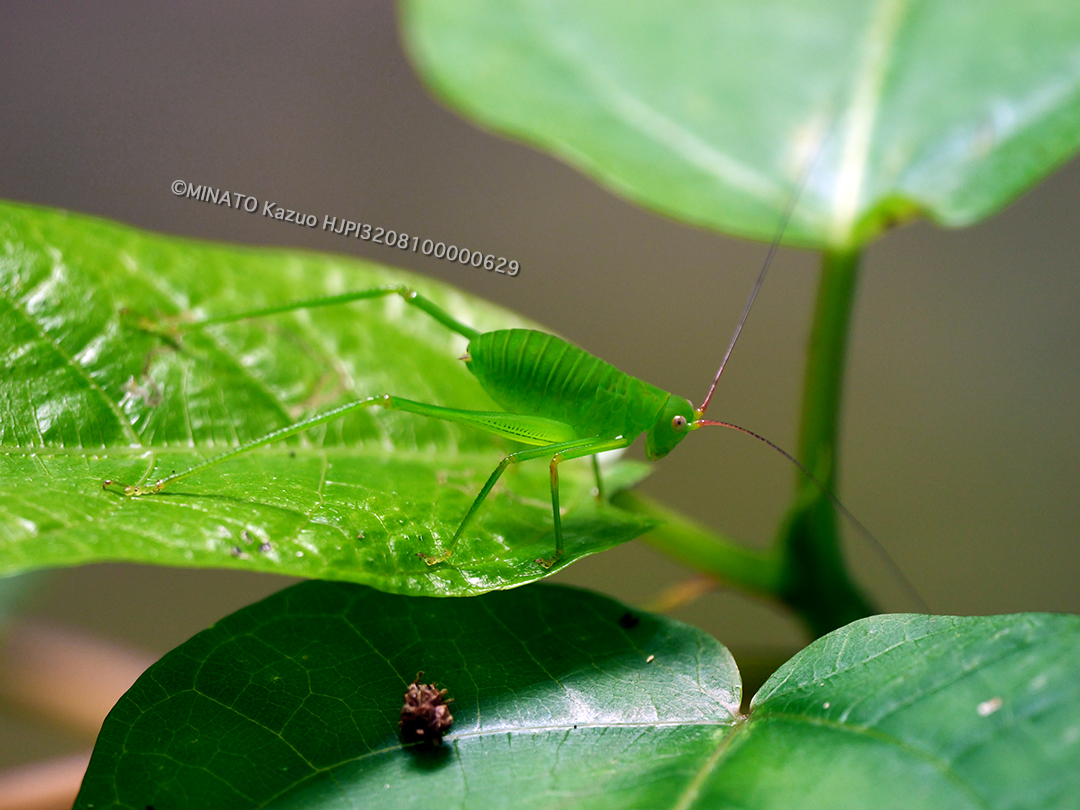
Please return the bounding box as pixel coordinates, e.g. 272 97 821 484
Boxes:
1 1 1078 768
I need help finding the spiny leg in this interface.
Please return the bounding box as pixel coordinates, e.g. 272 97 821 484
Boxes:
171 285 480 341
536 437 633 569
420 437 602 567
110 371 608 572
117 395 397 495
117 394 577 495
113 394 597 569
545 456 563 569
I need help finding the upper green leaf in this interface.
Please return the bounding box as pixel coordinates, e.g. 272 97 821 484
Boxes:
0 201 652 595
76 580 1080 808
401 0 1080 248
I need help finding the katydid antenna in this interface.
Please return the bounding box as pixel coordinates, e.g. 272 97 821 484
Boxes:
690 126 929 613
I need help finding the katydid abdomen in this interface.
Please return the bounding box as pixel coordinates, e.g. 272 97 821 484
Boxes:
467 328 675 442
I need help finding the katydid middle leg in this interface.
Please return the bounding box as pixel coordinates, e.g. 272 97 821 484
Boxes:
538 436 633 568
591 455 605 502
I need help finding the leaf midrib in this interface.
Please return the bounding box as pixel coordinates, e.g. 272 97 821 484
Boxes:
830 0 912 243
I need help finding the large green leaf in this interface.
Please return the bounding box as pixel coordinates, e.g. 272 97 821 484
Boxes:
76 580 1079 809
0 200 652 595
401 0 1080 248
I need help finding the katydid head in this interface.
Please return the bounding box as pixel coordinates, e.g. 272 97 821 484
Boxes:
645 396 696 459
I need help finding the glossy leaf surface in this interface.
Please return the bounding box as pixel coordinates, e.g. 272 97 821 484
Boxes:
402 0 1080 248
0 201 652 595
77 581 1080 809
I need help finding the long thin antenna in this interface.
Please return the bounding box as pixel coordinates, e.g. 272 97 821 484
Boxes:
695 418 929 613
691 122 928 613
698 138 826 416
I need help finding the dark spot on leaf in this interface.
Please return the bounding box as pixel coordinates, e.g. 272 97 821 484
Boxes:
400 671 453 745
289 451 296 458
259 541 273 553
618 611 639 629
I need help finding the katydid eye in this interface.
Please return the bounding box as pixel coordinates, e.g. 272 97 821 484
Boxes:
672 415 687 431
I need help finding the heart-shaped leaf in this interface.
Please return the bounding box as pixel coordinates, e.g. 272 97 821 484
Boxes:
401 0 1080 248
76 580 1079 809
0 201 653 595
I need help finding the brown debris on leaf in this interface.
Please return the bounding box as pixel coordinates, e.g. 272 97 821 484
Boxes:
399 671 454 745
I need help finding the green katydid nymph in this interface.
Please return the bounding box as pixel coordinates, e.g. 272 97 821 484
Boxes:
110 246 922 613
108 129 925 607
110 152 847 574
111 123 838 573
113 270 783 571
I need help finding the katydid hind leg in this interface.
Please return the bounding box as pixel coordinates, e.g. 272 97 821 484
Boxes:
115 381 601 570
119 394 571 495
118 395 394 495
420 437 602 567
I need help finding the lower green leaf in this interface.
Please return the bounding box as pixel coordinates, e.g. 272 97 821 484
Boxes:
76 582 1079 809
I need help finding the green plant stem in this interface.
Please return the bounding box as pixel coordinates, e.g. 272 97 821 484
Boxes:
796 249 859 482
611 491 783 598
614 249 874 636
777 248 875 636
617 249 874 637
